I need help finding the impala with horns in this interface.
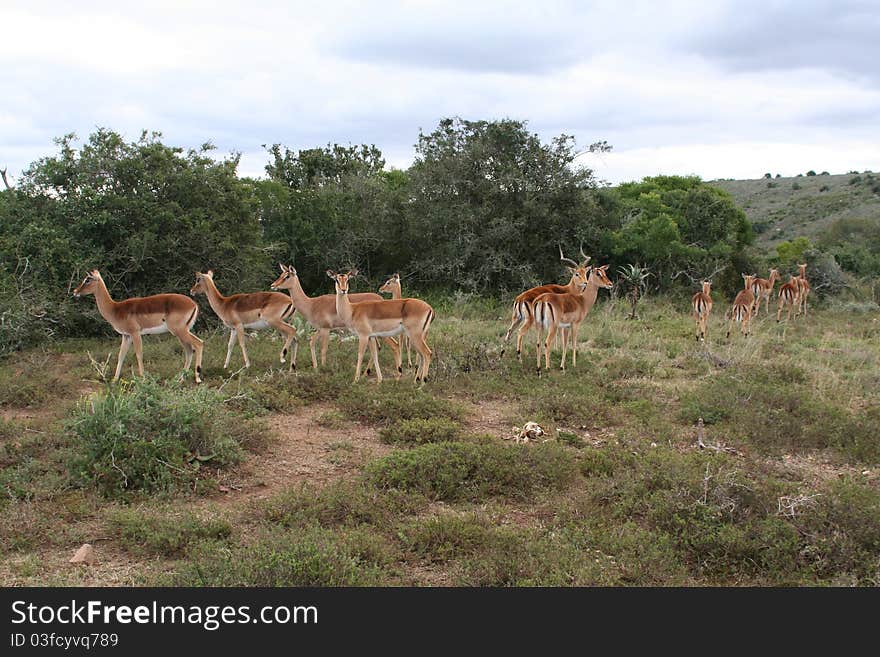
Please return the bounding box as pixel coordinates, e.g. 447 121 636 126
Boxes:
379 273 414 369
190 270 298 370
329 269 434 384
750 268 780 316
73 270 204 383
726 274 757 338
533 264 613 371
270 264 400 371
502 245 591 361
692 280 713 342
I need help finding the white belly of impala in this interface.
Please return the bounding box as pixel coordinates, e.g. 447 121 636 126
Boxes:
140 323 170 335
370 325 405 338
558 322 572 328
244 320 270 330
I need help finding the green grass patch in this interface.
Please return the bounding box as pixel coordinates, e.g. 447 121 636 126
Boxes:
109 508 233 557
379 417 463 445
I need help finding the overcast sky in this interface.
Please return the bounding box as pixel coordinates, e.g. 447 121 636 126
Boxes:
2 0 878 185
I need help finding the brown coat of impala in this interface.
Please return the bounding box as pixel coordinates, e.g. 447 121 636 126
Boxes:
726 274 757 338
190 271 297 370
73 270 204 383
776 274 801 323
533 265 613 371
379 273 413 369
795 263 811 317
691 280 713 341
502 247 591 360
270 264 398 370
329 269 434 384
750 268 779 315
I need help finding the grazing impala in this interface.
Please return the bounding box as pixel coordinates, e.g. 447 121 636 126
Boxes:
750 268 779 315
533 265 613 371
692 280 713 341
329 269 434 383
776 274 801 323
270 264 399 370
726 274 757 338
190 271 297 370
502 246 591 361
796 263 811 317
73 270 204 383
379 273 413 369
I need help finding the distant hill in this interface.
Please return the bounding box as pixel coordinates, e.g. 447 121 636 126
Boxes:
710 172 880 251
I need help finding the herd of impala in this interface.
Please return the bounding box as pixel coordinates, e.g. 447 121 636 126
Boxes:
71 250 812 385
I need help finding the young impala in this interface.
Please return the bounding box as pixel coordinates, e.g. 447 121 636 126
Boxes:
73 269 204 383
270 264 399 371
726 274 757 338
533 265 613 371
776 274 801 323
502 246 591 361
190 270 297 370
795 263 811 317
691 280 713 341
750 268 779 315
329 269 434 384
379 273 413 369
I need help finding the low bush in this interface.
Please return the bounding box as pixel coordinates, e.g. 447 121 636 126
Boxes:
109 509 232 557
379 417 462 445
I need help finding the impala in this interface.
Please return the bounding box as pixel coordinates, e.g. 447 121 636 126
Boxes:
776 274 801 323
533 264 613 370
726 274 756 338
190 270 297 370
502 246 591 361
328 269 434 383
691 280 713 341
750 268 779 315
796 263 811 317
270 264 399 371
379 273 413 369
73 269 204 383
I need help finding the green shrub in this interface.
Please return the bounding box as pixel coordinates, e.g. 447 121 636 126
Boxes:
365 441 577 502
67 378 264 498
379 417 462 445
339 385 462 424
398 513 494 563
109 509 232 557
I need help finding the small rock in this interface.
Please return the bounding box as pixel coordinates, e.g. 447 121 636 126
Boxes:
69 543 97 565
862 470 871 476
218 485 230 493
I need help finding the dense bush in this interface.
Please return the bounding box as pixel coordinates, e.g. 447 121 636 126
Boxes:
67 378 264 497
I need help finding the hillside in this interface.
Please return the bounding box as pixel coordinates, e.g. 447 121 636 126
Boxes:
710 172 880 251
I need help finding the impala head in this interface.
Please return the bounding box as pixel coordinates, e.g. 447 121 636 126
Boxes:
73 270 103 298
379 273 401 296
701 280 712 295
798 263 808 275
327 268 359 295
590 264 614 289
769 267 779 278
271 263 298 291
189 270 214 296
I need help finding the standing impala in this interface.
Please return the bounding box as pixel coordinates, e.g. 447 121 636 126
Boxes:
502 246 591 361
533 265 613 371
73 269 204 383
795 263 811 317
270 264 399 370
750 268 779 315
726 274 757 338
692 280 713 341
379 273 413 369
776 274 801 323
190 270 297 370
329 269 434 384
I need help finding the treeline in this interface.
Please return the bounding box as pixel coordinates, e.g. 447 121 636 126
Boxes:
0 116 831 353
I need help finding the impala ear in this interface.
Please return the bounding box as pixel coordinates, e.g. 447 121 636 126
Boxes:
279 263 287 272
326 270 336 280
206 270 214 278
349 268 359 278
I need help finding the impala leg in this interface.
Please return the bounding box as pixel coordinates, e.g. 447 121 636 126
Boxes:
559 326 567 370
224 329 236 369
354 336 369 383
114 335 132 381
309 331 320 369
270 318 298 370
130 332 145 377
233 323 250 368
517 313 533 361
410 333 432 383
369 337 383 383
191 333 204 383
535 325 543 371
320 329 330 366
406 335 412 368
571 323 580 368
545 325 556 370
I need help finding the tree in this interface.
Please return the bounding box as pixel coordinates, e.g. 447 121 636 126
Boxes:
617 264 652 319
